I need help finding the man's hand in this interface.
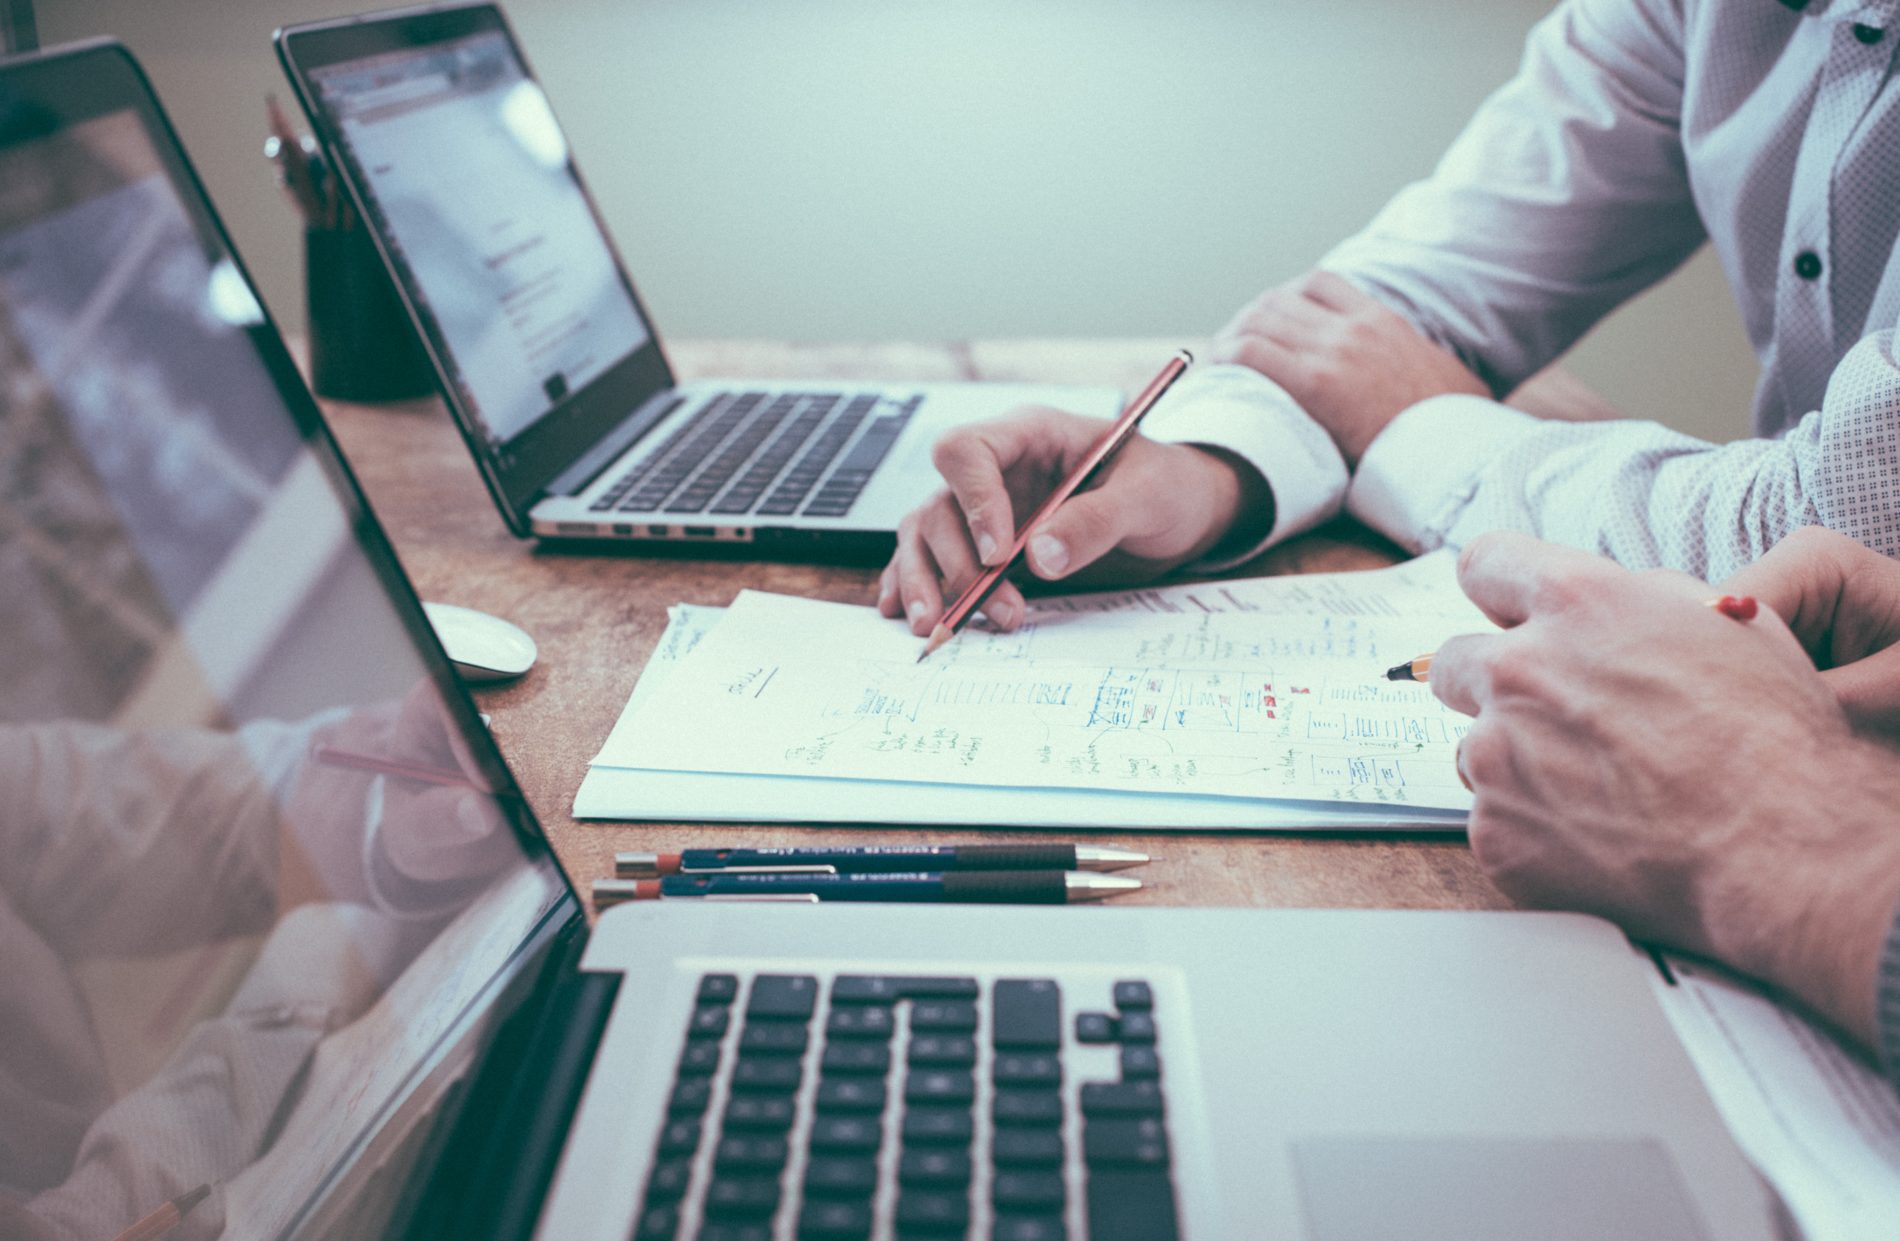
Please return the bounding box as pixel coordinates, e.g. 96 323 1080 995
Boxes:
1211 270 1490 465
1721 526 1900 737
1427 532 1900 1051
877 406 1268 635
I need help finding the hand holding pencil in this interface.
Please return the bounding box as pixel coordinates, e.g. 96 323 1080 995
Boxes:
880 351 1270 642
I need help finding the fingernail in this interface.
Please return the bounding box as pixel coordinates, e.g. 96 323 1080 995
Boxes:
990 597 1021 628
1030 534 1069 576
907 600 930 622
976 531 1000 564
454 793 490 842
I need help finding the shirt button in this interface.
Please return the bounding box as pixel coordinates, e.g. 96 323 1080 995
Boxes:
1778 0 1808 9
1854 23 1885 44
1793 250 1823 280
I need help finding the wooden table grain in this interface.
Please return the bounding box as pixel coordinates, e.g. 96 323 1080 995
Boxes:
318 340 1513 916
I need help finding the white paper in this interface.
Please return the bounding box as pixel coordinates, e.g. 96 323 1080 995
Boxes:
585 556 1485 823
1648 955 1900 1241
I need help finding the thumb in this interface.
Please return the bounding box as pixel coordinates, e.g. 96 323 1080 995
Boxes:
1024 488 1131 580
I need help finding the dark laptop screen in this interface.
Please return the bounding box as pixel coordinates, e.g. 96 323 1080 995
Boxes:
0 46 570 1241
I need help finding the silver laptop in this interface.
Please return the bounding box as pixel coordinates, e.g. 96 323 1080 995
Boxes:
0 41 1774 1241
274 2 1119 559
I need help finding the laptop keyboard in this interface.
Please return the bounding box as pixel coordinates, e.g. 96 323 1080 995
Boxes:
588 390 921 521
632 973 1180 1240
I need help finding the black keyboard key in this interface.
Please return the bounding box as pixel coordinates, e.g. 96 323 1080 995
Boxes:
1119 1046 1161 1081
723 1095 796 1132
633 1203 677 1240
809 1115 883 1153
679 1042 722 1076
699 974 740 1004
667 1078 712 1114
908 1035 977 1067
1112 981 1152 1010
731 1057 803 1094
1074 1013 1117 1044
798 1197 873 1239
698 1226 770 1241
815 1077 887 1113
1079 1082 1164 1118
828 1006 896 1040
901 1107 975 1146
715 1135 790 1174
895 1189 969 1234
703 1175 781 1221
910 1001 978 1033
645 1159 692 1204
1084 1168 1179 1241
1084 1118 1170 1167
804 1155 878 1198
687 1006 731 1039
656 1118 702 1157
899 1148 973 1188
905 1069 976 1105
832 975 979 1004
993 1090 1063 1127
1117 1013 1157 1044
822 1042 892 1075
994 1170 1066 1212
747 974 819 1021
740 1024 810 1056
993 1053 1061 1088
992 1128 1064 1167
993 980 1061 1049
994 1216 1066 1241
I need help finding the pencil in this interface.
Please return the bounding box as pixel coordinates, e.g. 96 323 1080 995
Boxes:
109 1185 209 1241
918 349 1194 662
309 744 487 791
1382 593 1760 684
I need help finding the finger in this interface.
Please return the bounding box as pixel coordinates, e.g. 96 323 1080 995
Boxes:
931 410 1072 565
1024 487 1134 581
1821 645 1900 735
1297 269 1377 313
1211 329 1308 389
876 564 899 617
1720 526 1900 663
892 520 947 634
1422 631 1504 717
1453 531 1622 629
918 500 986 606
1231 286 1335 344
983 579 1028 631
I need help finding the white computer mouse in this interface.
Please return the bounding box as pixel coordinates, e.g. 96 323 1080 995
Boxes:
422 602 538 683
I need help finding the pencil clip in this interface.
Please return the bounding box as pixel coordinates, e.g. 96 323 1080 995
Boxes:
679 864 838 875
702 893 824 903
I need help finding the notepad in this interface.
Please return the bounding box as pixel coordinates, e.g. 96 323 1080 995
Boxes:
577 553 1490 830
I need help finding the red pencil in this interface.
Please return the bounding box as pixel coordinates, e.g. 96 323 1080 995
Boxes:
309 744 487 792
918 349 1194 662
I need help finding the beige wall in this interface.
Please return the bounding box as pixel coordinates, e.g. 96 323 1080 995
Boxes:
40 0 1761 443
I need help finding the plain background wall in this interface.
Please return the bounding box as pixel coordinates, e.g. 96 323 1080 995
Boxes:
39 0 1762 443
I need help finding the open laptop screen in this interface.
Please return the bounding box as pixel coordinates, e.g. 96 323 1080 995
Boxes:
0 45 571 1241
283 4 674 526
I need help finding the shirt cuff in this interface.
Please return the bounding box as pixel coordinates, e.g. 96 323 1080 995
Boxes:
1139 362 1349 570
1347 393 1539 551
1879 897 1900 1088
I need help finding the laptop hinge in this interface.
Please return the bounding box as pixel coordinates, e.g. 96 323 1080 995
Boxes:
406 916 620 1241
543 391 686 499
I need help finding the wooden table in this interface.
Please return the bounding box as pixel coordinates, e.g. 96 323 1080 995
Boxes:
320 340 1515 914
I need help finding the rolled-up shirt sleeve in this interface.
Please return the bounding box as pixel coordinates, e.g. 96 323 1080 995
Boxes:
1346 327 1900 579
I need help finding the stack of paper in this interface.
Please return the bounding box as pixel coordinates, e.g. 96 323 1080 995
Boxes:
577 553 1492 830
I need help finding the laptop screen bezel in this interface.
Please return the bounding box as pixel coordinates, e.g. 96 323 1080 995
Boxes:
275 1 677 533
0 36 591 1232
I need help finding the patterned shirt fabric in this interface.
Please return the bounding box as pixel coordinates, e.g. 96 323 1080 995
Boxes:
1140 0 1900 1082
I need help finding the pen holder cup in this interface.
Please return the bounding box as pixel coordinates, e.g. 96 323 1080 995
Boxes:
305 224 436 404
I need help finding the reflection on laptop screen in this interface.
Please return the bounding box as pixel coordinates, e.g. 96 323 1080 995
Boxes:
0 98 568 1239
306 29 649 451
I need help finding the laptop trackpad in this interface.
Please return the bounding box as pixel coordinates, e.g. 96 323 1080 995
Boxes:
1291 1137 1708 1241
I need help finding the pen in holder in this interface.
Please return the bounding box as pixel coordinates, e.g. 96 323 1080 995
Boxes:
305 222 435 403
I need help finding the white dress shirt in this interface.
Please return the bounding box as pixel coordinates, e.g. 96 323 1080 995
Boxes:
1143 0 1900 581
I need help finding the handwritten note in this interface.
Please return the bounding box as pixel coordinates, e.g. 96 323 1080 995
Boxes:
594 555 1485 811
